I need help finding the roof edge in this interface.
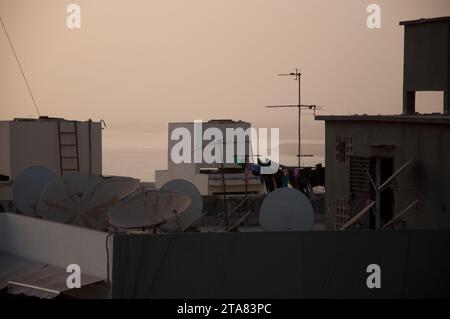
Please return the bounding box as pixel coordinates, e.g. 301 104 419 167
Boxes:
400 16 450 26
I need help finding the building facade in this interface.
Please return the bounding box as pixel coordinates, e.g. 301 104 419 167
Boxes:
0 117 102 211
317 17 450 230
317 115 450 230
155 119 265 195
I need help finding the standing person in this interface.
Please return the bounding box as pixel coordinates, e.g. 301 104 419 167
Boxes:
292 167 301 190
298 168 309 197
282 168 290 187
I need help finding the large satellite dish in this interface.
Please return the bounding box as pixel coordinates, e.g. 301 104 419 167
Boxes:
101 175 141 200
13 166 58 216
108 190 191 229
160 179 203 232
259 188 314 231
37 173 140 230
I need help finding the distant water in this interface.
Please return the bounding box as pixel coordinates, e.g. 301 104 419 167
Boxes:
102 130 324 182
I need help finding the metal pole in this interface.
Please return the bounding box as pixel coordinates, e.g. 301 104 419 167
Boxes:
298 70 302 168
245 156 248 196
375 158 381 230
221 161 229 231
244 156 249 213
88 119 92 175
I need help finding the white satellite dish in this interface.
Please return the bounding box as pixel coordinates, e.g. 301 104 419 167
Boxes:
37 173 140 230
259 188 314 231
160 179 203 232
13 166 58 216
108 190 191 229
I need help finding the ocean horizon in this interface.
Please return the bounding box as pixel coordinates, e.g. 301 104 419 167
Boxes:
102 135 325 182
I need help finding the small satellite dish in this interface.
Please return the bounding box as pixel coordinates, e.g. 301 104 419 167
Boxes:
108 190 191 229
160 179 203 232
38 173 140 230
259 188 314 231
13 166 58 216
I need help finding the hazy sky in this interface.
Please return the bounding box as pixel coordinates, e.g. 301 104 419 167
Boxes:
1 0 449 139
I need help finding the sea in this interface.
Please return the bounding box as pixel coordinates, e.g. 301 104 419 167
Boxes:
102 129 325 182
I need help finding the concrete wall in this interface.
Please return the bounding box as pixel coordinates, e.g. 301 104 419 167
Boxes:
112 231 450 299
402 21 450 113
156 120 259 195
404 22 449 91
0 213 109 278
324 120 450 229
9 119 102 179
155 168 209 195
166 121 252 171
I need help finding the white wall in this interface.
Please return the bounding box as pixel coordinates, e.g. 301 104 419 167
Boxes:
156 120 253 195
0 213 110 278
9 119 102 179
167 121 252 171
10 121 60 178
75 121 102 175
155 168 209 195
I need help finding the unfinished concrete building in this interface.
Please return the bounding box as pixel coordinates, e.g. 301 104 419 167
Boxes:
317 17 450 230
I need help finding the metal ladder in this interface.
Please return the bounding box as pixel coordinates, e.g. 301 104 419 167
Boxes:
58 121 80 175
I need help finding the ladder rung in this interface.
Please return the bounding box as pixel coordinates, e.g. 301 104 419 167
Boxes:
60 144 77 147
59 132 76 134
61 156 78 159
62 169 79 171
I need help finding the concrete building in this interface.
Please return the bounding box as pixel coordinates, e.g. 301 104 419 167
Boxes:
401 17 450 114
0 117 102 211
155 119 265 195
316 114 450 230
316 17 450 230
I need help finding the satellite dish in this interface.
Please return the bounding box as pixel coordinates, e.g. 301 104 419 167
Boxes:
108 190 191 229
160 179 203 232
13 166 58 216
101 175 141 200
37 173 140 230
259 188 314 231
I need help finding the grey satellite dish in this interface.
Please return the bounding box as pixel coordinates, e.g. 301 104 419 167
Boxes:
101 175 141 200
160 179 203 232
259 188 314 231
13 166 58 216
108 190 191 229
38 173 140 230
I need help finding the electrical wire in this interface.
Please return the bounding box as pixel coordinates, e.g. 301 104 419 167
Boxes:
0 17 41 117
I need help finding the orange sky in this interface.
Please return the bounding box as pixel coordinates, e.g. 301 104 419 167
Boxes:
1 0 449 139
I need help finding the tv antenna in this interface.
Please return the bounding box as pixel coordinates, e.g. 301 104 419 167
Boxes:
266 69 319 167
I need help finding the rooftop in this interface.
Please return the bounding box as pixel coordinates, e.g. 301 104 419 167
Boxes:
315 114 450 125
170 119 251 125
399 16 450 26
0 116 95 124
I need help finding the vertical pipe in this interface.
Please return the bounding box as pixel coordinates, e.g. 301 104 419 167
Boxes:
221 161 229 231
298 71 302 168
88 119 92 175
375 157 381 230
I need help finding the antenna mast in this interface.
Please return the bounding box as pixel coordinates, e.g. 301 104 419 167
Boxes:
266 69 317 168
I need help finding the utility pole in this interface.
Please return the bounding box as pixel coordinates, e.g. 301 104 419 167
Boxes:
266 69 317 168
